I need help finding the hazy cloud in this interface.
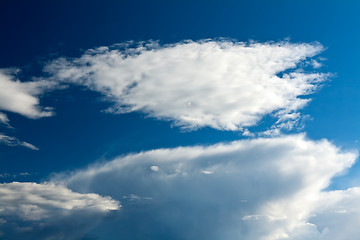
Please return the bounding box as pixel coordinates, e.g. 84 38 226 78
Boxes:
0 182 120 239
52 135 357 239
0 113 10 127
0 133 39 150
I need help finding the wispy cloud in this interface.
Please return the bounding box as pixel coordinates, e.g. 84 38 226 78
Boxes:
0 133 39 150
0 113 10 127
50 134 358 239
0 182 120 239
45 40 328 132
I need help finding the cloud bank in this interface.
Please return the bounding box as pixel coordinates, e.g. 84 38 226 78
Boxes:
0 182 119 239
50 135 358 240
45 40 327 132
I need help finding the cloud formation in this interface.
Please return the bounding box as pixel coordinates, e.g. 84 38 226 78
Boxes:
0 69 54 119
0 182 119 239
45 40 328 132
309 187 360 240
0 134 39 150
52 135 358 239
0 113 10 127
0 69 57 149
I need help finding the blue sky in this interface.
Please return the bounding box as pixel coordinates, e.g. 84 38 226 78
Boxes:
1 0 360 239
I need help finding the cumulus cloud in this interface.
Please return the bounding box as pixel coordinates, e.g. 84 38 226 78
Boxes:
45 40 328 132
51 135 358 239
0 182 120 239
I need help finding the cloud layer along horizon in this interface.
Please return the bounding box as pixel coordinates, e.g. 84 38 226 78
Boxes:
50 135 359 240
0 182 119 239
45 40 327 132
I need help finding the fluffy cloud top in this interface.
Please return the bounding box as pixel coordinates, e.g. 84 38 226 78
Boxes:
0 182 119 239
51 135 358 240
45 40 327 131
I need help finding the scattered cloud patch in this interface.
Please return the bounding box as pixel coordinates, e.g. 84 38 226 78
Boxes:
0 182 120 239
150 165 159 172
52 135 357 239
0 113 10 127
0 69 55 119
0 133 39 150
45 40 328 132
0 69 59 150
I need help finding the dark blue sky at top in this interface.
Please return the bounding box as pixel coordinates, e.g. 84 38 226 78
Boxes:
1 0 360 186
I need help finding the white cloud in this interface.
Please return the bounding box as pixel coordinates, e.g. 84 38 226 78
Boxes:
0 69 58 149
0 69 55 119
0 133 39 150
45 40 328 132
51 134 358 239
0 182 119 239
0 113 10 127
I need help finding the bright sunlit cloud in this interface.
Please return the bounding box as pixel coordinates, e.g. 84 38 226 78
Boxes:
45 40 328 132
0 69 55 119
50 134 358 240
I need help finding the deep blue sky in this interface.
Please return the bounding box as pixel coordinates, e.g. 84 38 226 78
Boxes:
3 1 360 239
1 0 360 189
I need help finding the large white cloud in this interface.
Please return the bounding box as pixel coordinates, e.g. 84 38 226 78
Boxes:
45 40 328 132
0 182 119 239
50 135 358 240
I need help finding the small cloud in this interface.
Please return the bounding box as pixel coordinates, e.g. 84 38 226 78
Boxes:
0 112 10 127
200 170 213 174
150 165 159 172
311 59 322 68
0 69 56 119
0 133 39 150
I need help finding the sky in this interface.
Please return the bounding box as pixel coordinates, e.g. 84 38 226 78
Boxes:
1 0 360 239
